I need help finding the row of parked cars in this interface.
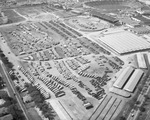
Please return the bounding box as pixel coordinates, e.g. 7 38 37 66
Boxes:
38 76 65 98
89 79 106 100
49 20 78 38
113 56 124 66
18 66 35 83
56 21 82 37
75 56 91 65
96 55 122 71
54 60 103 100
7 23 53 56
42 21 69 40
78 37 111 55
78 70 100 79
34 84 51 99
55 61 73 80
108 60 121 70
65 59 81 70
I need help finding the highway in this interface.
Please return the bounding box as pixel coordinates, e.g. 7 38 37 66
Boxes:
0 60 32 120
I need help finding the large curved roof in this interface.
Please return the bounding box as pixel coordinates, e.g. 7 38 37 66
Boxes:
84 0 132 10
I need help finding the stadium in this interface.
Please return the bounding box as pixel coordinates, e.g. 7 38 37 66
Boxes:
65 16 110 32
83 0 138 10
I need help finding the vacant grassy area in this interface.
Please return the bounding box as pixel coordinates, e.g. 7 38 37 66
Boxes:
28 108 42 120
16 7 40 17
3 9 25 24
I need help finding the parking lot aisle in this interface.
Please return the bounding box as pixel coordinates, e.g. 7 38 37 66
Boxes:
89 95 112 120
70 98 86 115
104 99 122 120
48 99 72 120
96 97 116 120
0 60 32 120
62 98 85 119
59 100 77 120
88 95 107 120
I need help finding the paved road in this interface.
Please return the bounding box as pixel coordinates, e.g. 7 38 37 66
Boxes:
127 81 150 120
0 60 32 120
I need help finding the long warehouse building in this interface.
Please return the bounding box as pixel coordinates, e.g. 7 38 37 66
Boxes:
123 69 144 92
113 66 134 89
136 53 147 69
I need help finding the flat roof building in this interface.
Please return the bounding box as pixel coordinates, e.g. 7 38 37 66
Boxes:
123 69 144 92
89 10 118 23
113 66 134 89
97 31 150 54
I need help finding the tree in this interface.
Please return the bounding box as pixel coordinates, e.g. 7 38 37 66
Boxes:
7 62 14 69
128 100 135 108
24 82 30 88
8 104 25 120
10 74 18 80
16 86 21 93
27 86 37 93
119 116 126 120
41 103 49 113
4 96 16 104
135 101 141 105
36 102 43 110
139 106 146 112
34 95 44 104
138 84 143 92
0 53 5 58
144 95 150 100
30 90 40 98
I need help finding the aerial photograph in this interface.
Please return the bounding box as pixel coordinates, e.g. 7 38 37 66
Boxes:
1 0 150 120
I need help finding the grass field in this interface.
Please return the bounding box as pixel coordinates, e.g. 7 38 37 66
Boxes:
16 5 56 18
3 9 25 24
28 108 42 120
16 7 41 17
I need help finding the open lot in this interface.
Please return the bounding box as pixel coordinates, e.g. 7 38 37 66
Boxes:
15 5 57 18
28 108 42 120
2 9 25 24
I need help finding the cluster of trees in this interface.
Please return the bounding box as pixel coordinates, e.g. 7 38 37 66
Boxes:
10 73 18 81
138 94 150 113
0 76 5 89
0 91 25 120
25 83 55 120
119 116 126 120
0 49 14 70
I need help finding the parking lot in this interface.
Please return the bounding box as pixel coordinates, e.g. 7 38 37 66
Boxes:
0 19 126 120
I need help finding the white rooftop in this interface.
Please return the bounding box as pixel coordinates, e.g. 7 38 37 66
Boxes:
99 31 150 54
